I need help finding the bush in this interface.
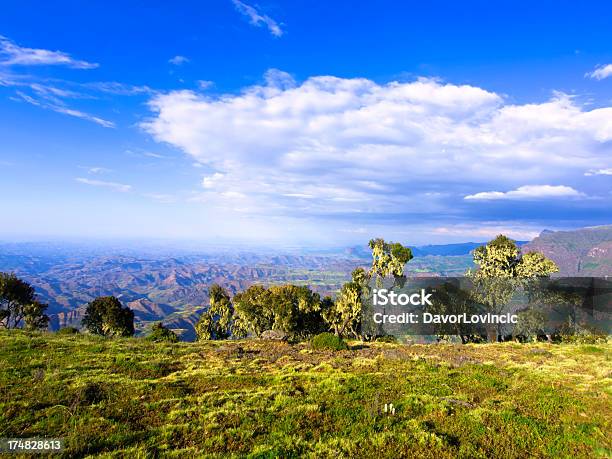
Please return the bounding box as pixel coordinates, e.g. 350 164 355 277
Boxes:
311 332 348 351
147 322 179 343
558 332 608 344
376 335 397 343
56 326 80 335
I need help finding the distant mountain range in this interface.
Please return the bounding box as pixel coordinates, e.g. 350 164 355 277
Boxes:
1 226 610 339
522 225 612 276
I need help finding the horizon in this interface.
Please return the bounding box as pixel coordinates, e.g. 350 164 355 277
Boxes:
1 1 611 245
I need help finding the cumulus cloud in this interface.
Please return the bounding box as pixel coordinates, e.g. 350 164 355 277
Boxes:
0 35 98 68
76 178 131 192
464 185 584 201
142 72 612 229
586 64 612 80
168 55 189 65
232 0 283 37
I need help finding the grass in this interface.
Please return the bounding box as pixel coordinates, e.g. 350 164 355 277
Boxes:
0 330 610 458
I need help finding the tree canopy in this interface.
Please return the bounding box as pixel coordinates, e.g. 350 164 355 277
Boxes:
81 296 134 337
147 322 179 343
0 272 48 330
232 284 327 339
195 284 243 340
468 235 559 341
322 268 368 338
471 235 558 279
368 238 413 286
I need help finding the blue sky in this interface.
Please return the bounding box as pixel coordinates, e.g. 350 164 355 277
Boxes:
0 0 611 246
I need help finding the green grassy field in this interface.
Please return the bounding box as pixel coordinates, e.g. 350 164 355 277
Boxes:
1 330 610 458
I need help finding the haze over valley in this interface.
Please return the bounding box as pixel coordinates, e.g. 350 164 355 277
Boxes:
2 226 610 340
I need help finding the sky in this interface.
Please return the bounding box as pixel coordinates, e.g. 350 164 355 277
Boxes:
0 0 611 247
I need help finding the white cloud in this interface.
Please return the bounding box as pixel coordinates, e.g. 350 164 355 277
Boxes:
586 64 612 80
232 0 283 37
82 166 111 174
464 185 584 201
197 80 213 90
432 224 541 241
76 177 131 192
142 73 612 221
202 172 225 189
125 149 167 159
585 168 612 176
168 55 189 65
83 81 152 95
15 91 114 127
0 35 98 68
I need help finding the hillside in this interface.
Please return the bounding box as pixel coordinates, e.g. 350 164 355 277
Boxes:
522 226 612 276
0 330 610 457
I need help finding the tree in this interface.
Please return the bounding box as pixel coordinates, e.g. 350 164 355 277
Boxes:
322 268 368 338
267 285 326 339
323 240 412 339
470 235 558 279
195 284 242 340
23 301 50 330
147 322 179 343
468 235 558 341
0 272 48 330
232 284 327 339
82 296 134 337
425 281 485 344
368 239 413 287
232 285 275 337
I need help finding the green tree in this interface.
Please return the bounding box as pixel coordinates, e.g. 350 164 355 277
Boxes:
425 281 485 344
368 238 413 287
23 301 50 330
82 296 134 337
0 272 48 330
195 284 240 340
232 285 275 337
468 235 558 341
147 322 179 343
267 285 326 339
322 268 368 338
323 240 412 339
232 284 327 339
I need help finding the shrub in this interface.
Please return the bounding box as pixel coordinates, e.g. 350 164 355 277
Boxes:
147 322 179 343
57 326 80 335
74 382 108 406
376 335 397 343
311 332 348 351
558 332 608 344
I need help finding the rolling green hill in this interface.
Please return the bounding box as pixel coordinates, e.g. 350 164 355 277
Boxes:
1 330 610 458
